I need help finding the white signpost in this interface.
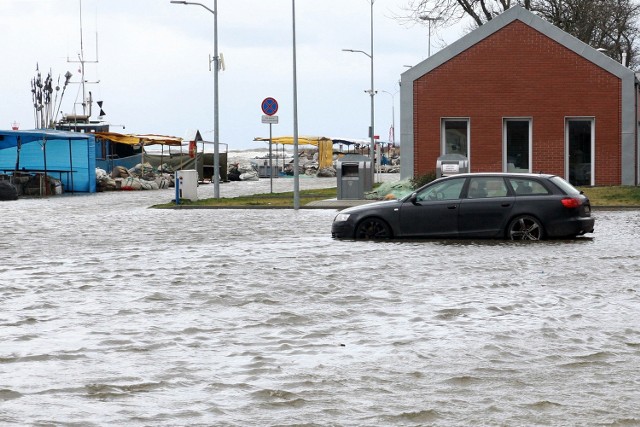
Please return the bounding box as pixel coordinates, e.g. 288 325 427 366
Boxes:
261 97 279 192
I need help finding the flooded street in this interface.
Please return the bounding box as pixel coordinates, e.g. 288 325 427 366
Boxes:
1 177 639 426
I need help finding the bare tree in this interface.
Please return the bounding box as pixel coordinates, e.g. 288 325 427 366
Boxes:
403 0 640 67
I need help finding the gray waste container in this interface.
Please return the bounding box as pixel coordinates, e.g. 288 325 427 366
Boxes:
336 154 372 200
436 154 469 178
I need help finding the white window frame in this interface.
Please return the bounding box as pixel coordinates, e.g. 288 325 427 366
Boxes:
441 118 470 161
502 118 532 173
565 117 595 186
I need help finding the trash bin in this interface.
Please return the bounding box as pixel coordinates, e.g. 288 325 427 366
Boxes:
336 154 372 200
176 170 198 201
436 154 469 178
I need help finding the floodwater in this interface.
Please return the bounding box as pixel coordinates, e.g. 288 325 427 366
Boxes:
1 176 639 426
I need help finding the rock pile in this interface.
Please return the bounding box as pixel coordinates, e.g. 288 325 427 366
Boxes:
96 163 174 192
227 163 259 181
0 173 62 197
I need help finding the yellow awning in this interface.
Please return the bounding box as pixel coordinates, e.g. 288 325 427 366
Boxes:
253 136 332 146
95 132 183 146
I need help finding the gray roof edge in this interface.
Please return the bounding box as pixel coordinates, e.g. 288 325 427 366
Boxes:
401 5 634 82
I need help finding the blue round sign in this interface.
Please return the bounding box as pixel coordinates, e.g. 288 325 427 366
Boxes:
261 97 278 116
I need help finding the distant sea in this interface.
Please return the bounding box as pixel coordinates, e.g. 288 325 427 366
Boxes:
144 145 300 165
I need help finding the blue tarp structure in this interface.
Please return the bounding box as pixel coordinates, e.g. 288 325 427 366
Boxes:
0 129 96 193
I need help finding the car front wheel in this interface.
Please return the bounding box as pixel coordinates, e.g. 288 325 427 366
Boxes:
355 217 392 239
507 215 543 240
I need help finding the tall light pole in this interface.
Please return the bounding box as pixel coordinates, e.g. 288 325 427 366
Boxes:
171 0 220 198
342 0 375 187
292 0 300 209
420 15 440 57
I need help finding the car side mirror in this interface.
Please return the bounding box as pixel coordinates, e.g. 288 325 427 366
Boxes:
409 192 418 204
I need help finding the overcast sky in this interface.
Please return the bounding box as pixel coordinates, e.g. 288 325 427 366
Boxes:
1 0 465 149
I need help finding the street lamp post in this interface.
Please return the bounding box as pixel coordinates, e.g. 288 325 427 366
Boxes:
420 15 440 57
292 0 300 209
171 0 220 198
342 0 375 187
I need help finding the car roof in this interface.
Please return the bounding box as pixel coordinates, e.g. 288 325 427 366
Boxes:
440 172 556 179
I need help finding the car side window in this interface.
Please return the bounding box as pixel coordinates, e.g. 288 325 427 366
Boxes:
508 178 550 196
467 177 508 198
416 178 465 201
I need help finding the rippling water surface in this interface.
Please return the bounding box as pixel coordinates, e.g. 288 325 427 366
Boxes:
1 178 639 426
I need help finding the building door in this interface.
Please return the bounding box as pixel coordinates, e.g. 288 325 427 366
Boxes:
503 119 531 173
566 119 594 186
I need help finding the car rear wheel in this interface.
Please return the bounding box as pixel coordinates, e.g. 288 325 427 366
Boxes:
507 215 543 240
355 217 392 239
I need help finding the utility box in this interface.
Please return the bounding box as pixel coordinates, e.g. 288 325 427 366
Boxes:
336 154 372 200
436 154 469 178
176 170 198 201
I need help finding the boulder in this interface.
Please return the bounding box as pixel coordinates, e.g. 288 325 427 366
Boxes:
0 181 18 201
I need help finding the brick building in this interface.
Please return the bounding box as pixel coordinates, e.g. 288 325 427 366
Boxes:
400 6 639 186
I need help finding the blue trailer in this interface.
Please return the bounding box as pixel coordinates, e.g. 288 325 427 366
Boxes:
0 129 97 193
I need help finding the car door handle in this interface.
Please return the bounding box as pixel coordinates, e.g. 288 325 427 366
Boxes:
501 203 511 207
447 205 457 209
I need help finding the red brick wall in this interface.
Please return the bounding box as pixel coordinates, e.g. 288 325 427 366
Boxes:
413 21 622 185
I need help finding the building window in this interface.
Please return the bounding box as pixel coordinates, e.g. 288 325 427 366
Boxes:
503 119 531 173
441 119 469 157
566 118 594 186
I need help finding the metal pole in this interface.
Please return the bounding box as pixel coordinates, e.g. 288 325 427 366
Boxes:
420 16 440 57
269 122 273 193
194 139 198 179
391 97 395 146
429 19 432 57
170 0 220 198
292 0 300 209
213 0 220 198
369 0 375 185
43 138 48 196
175 171 181 205
343 2 376 189
68 138 74 193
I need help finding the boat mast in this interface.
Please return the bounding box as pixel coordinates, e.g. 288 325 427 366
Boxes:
79 0 87 117
67 0 99 119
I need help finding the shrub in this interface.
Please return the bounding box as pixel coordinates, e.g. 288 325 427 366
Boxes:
410 171 437 189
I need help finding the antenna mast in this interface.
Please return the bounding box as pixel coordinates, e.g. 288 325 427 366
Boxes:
79 0 86 116
66 0 99 119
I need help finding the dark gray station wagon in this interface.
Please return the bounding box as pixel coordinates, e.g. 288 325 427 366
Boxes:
331 173 595 240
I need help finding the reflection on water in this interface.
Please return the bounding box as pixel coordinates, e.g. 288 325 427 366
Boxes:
1 181 639 426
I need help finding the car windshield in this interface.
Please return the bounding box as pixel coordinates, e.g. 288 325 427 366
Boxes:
549 176 581 195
